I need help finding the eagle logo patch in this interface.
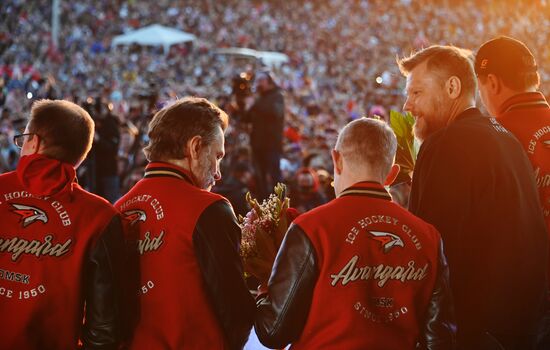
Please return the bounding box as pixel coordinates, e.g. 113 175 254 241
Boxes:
10 204 49 228
124 210 147 225
369 231 404 253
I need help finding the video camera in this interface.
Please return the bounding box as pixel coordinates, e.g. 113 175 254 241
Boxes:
232 72 253 110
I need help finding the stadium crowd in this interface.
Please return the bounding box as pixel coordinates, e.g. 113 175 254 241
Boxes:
1 0 549 209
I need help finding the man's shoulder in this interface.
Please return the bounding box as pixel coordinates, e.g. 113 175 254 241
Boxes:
294 197 441 249
434 110 491 140
194 198 237 237
499 107 550 137
73 184 118 215
397 205 441 240
0 171 27 205
260 88 284 106
0 170 17 183
0 172 115 216
500 105 550 120
189 190 231 218
423 110 519 158
200 197 234 219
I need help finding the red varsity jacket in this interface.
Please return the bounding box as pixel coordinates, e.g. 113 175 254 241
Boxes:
256 182 455 349
497 92 550 232
0 154 124 349
116 162 254 350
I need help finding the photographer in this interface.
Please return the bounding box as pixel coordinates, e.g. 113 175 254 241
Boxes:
238 71 285 200
91 97 121 203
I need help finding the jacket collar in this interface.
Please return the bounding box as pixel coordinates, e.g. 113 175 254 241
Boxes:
144 161 195 185
338 181 392 201
498 92 549 115
453 107 481 122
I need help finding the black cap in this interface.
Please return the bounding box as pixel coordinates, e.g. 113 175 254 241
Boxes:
475 36 537 77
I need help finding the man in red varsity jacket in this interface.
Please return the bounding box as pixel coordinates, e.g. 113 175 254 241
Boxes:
255 118 456 349
115 97 254 349
475 36 550 348
475 36 550 252
0 100 125 349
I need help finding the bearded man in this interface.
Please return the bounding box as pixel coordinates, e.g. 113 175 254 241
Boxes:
398 45 547 349
116 97 254 349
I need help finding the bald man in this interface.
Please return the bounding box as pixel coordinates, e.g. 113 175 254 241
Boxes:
255 118 456 349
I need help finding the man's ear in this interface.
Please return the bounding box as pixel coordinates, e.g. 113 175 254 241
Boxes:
446 76 462 99
486 73 501 94
22 133 43 156
383 164 400 186
331 149 343 175
187 135 203 160
29 134 41 153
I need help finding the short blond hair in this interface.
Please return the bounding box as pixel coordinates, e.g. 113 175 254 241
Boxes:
397 45 477 99
335 118 397 179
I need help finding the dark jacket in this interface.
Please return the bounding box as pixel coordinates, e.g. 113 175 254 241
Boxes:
93 113 120 177
244 87 285 153
410 108 548 349
115 162 254 349
256 182 456 349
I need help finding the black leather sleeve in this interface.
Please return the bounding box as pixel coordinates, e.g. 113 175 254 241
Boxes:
419 239 457 350
255 224 318 349
193 199 255 350
82 215 125 350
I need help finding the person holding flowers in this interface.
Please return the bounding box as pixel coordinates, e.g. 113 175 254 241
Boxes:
254 118 456 349
115 97 254 349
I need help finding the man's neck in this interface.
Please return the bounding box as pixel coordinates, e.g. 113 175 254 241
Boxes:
337 173 383 196
447 97 476 126
153 158 200 187
158 158 191 172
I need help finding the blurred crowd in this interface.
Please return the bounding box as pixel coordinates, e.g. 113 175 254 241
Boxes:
1 0 550 212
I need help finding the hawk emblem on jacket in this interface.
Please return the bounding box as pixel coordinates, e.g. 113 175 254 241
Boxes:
10 204 49 228
124 210 147 225
369 231 404 253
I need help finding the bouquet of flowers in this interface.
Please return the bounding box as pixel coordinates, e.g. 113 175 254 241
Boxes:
389 110 419 183
239 183 299 283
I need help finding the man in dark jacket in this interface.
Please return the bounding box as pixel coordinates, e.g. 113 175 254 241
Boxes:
242 71 285 199
255 118 456 349
92 98 121 203
115 97 254 349
0 99 125 349
399 45 548 349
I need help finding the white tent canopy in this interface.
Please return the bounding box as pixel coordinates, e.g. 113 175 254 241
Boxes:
112 24 196 53
214 47 289 68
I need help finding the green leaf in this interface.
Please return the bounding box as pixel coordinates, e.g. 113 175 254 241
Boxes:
389 110 418 181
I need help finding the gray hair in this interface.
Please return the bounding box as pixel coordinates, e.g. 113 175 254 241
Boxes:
143 96 228 161
335 118 397 179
